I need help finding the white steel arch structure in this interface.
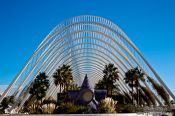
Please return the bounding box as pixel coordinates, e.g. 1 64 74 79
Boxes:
1 15 174 107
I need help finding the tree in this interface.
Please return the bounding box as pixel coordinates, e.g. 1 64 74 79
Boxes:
96 63 119 96
0 96 15 113
0 97 9 113
95 79 106 90
112 83 120 95
29 72 50 113
29 72 50 101
53 66 64 93
53 64 73 93
124 67 144 105
96 81 120 95
69 81 80 90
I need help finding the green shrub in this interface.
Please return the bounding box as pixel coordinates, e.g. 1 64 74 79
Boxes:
76 105 89 113
116 104 143 113
55 102 77 114
0 109 4 114
54 102 88 114
116 104 134 113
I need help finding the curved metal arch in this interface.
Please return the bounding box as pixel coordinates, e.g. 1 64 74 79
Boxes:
11 22 139 99
44 43 133 94
42 25 137 72
14 17 152 93
34 30 142 101
12 28 134 97
48 60 107 86
69 66 130 94
40 27 134 74
45 44 145 95
17 47 132 107
47 67 97 96
44 44 139 90
24 22 161 108
57 33 133 67
14 14 170 109
42 28 146 80
1 16 172 105
44 24 159 100
45 48 124 84
49 65 126 96
36 29 162 105
46 52 134 98
50 24 134 67
47 54 131 89
46 49 127 90
14 28 135 101
18 23 160 106
68 57 125 82
41 21 135 70
46 54 131 96
50 75 129 102
48 46 161 104
46 43 127 73
41 21 137 72
18 49 130 108
64 60 105 80
45 20 163 90
51 55 108 77
44 18 145 79
45 15 127 44
77 16 175 100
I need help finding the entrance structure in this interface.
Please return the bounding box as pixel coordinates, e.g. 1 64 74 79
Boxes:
0 15 174 108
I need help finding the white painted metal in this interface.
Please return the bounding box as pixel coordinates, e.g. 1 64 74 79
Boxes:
1 15 174 108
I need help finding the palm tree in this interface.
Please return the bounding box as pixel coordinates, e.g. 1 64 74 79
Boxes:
29 72 50 112
53 64 73 93
102 63 119 96
53 67 64 93
95 79 106 89
95 79 120 95
62 65 73 91
0 97 9 113
0 96 15 113
124 67 144 105
124 69 134 105
69 81 80 90
112 83 120 95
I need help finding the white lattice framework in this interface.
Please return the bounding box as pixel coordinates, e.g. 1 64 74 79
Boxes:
0 15 174 108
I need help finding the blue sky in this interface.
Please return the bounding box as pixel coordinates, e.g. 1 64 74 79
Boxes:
0 0 175 94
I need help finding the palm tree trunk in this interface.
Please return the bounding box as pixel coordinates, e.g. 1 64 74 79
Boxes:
63 84 65 92
137 82 140 106
137 87 139 106
132 85 134 105
132 87 134 105
59 84 61 93
111 86 113 97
